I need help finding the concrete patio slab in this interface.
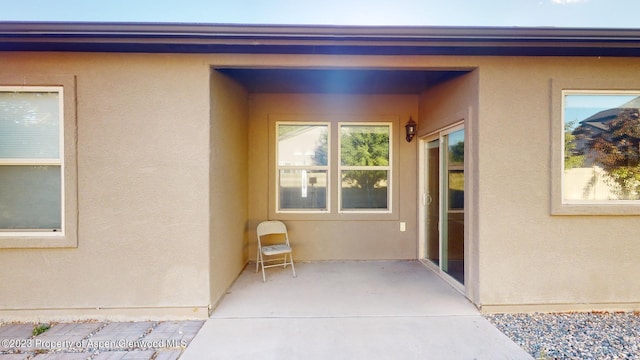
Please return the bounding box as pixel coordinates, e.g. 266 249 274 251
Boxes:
186 315 530 360
212 260 477 318
183 261 533 360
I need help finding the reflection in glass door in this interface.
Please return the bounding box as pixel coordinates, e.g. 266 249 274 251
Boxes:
443 129 464 284
425 140 440 267
422 127 465 286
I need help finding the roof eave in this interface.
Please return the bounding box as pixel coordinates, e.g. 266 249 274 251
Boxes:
2 22 640 56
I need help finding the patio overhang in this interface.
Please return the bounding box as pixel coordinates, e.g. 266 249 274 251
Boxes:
2 22 640 56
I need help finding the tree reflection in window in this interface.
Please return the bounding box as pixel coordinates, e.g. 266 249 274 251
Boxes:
564 93 640 201
340 124 390 210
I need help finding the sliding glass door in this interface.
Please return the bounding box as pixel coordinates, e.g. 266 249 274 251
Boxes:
422 126 465 286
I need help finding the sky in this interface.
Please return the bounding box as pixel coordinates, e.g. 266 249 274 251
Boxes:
1 0 640 28
565 94 639 128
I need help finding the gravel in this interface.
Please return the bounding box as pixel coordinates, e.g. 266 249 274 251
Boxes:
484 312 640 360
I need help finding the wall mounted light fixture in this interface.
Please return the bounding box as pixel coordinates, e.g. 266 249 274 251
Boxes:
405 117 417 142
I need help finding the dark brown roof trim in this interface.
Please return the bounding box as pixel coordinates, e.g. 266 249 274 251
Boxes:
2 22 640 56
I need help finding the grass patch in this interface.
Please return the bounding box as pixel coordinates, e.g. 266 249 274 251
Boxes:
32 323 51 336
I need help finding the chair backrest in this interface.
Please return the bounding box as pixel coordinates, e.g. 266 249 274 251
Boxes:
256 220 289 246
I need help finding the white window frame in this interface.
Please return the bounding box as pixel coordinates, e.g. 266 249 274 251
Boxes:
551 78 640 215
275 121 331 213
338 122 392 213
0 86 65 237
561 90 640 206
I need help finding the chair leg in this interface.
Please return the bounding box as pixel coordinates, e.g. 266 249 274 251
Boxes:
259 252 267 283
289 253 296 278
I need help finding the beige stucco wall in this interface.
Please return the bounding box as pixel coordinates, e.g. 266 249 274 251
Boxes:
1 49 640 317
248 93 419 260
401 57 640 312
475 57 640 312
0 52 212 321
419 70 480 304
209 71 249 308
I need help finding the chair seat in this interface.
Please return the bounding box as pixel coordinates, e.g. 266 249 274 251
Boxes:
262 244 291 256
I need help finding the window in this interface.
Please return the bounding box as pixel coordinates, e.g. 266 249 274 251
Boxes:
276 123 329 212
0 87 64 233
339 123 391 211
275 121 393 215
562 91 640 204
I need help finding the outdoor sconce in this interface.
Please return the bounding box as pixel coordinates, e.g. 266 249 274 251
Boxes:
405 118 417 142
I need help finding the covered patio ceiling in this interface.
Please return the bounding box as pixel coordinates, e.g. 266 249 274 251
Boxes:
217 68 467 94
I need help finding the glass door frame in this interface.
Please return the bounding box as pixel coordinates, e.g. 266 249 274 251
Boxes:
418 121 465 293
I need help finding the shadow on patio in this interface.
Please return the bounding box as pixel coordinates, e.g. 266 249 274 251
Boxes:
182 261 532 360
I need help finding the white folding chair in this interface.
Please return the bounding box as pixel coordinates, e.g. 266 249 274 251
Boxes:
255 220 296 282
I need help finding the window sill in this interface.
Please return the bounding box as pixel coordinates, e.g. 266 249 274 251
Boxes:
269 211 399 221
0 234 77 249
551 203 640 216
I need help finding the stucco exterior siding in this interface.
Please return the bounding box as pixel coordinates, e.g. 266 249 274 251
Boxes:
1 45 640 319
0 52 211 320
419 70 480 304
476 57 640 312
248 93 419 261
209 70 249 308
